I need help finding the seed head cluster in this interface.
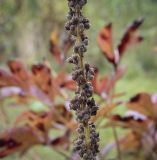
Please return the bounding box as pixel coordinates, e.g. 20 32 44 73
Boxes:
65 0 99 159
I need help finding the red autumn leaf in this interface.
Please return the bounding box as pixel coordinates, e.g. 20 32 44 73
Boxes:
55 104 73 124
0 120 70 158
50 31 73 65
92 67 125 98
52 71 76 97
0 69 19 88
97 19 143 67
0 126 43 158
117 18 144 55
15 110 53 138
127 93 154 117
110 114 148 131
91 103 119 122
32 64 75 99
7 60 33 91
97 23 115 65
8 60 31 83
15 104 74 132
105 66 126 94
98 75 109 95
119 131 141 154
32 63 56 100
0 60 75 103
60 79 76 90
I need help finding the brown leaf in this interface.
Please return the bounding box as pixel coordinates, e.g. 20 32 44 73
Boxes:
60 80 76 90
97 19 143 66
92 67 99 94
92 67 125 98
0 69 19 88
105 66 126 94
98 75 109 94
32 63 55 99
31 65 72 99
108 114 148 132
127 93 154 117
8 60 32 91
15 104 74 131
55 105 73 123
15 110 53 139
91 103 119 121
97 23 116 65
0 126 43 158
119 131 141 153
117 18 144 56
8 60 30 83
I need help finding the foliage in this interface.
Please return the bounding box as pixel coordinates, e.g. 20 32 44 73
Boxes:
0 8 157 160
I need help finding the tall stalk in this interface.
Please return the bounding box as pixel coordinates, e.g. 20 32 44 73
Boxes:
65 0 99 159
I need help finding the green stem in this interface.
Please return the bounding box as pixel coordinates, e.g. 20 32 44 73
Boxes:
112 126 122 160
110 69 122 160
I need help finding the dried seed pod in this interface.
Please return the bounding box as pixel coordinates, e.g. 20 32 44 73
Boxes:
66 0 99 159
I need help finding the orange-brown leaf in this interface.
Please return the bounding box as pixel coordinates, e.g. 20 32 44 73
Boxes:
0 126 43 158
108 115 148 132
97 23 115 64
32 64 54 99
8 60 30 83
119 131 141 153
91 103 119 121
127 93 154 117
0 69 19 88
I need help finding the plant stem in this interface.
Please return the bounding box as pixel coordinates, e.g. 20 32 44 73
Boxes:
110 69 122 160
76 13 90 150
112 126 122 160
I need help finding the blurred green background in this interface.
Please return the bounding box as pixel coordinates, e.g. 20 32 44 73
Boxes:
0 0 157 159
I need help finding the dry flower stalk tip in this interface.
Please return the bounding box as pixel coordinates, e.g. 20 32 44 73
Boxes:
65 0 99 159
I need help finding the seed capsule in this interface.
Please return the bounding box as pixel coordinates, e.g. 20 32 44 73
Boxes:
66 0 99 159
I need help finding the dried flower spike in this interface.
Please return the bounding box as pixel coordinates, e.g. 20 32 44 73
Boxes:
65 0 99 159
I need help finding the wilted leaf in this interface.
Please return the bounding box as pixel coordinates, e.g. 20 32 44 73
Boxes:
107 114 148 132
119 131 141 154
92 67 125 98
8 60 31 87
0 69 19 88
97 23 116 65
127 93 154 117
97 19 143 66
50 31 74 65
91 103 119 121
32 63 56 100
0 126 43 158
118 18 144 55
15 110 53 138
